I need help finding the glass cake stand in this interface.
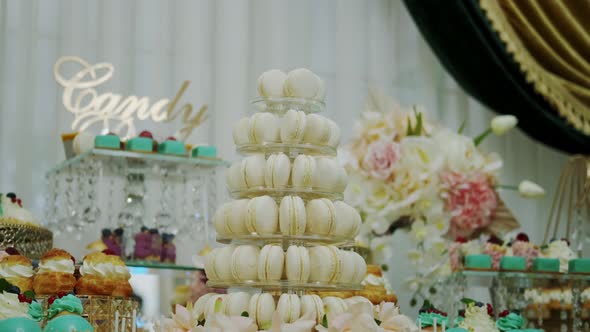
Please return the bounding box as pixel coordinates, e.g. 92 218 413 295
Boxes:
216 234 354 247
251 97 326 114
236 142 337 157
230 186 343 201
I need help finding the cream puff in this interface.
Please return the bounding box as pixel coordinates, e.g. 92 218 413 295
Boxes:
75 252 132 297
0 253 34 292
33 248 76 295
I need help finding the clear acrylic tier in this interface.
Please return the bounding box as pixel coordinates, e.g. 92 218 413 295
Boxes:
216 234 354 247
236 142 336 157
45 148 228 265
206 280 362 292
251 97 325 114
230 186 343 201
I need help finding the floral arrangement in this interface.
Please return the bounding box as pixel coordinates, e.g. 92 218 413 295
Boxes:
158 300 417 332
343 89 544 303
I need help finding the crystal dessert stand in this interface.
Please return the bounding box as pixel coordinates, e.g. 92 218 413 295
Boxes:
207 98 363 297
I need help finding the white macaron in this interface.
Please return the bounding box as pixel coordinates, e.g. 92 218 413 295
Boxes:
249 112 280 144
306 198 336 236
249 293 276 328
302 114 331 145
332 201 361 238
258 69 287 98
322 296 348 316
245 195 278 235
213 200 249 236
242 155 266 188
233 117 251 145
204 248 221 281
222 292 251 316
226 162 247 191
284 68 322 100
337 250 357 284
258 244 285 282
276 293 301 323
213 245 236 281
192 293 216 321
312 157 343 191
349 251 367 284
279 196 307 235
204 294 225 316
300 294 325 324
291 154 316 188
231 245 260 281
309 245 341 283
280 109 307 143
265 153 291 189
285 246 310 282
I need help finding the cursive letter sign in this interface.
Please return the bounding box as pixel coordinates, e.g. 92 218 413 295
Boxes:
54 56 208 141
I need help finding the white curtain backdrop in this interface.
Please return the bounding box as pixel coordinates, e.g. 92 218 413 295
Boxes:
0 0 568 313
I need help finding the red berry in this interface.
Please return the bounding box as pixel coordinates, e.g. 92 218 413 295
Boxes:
5 247 20 255
139 130 153 139
456 236 468 243
57 292 66 298
18 294 26 302
102 249 116 256
48 296 56 305
487 303 494 316
10 197 16 204
499 310 510 318
166 136 177 141
516 233 529 242
16 198 22 207
487 235 503 245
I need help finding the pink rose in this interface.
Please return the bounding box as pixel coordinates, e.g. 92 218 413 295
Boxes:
362 140 400 180
442 172 498 238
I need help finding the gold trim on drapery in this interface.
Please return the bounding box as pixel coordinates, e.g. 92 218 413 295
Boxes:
480 0 590 135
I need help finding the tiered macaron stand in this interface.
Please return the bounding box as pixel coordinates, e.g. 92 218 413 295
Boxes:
44 148 228 323
206 98 363 303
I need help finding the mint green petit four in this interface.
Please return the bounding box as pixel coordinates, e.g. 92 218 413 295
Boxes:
94 135 120 149
43 314 94 332
500 256 527 271
464 254 492 270
192 145 217 158
569 258 590 274
0 317 42 332
126 137 153 152
158 140 186 156
532 257 560 272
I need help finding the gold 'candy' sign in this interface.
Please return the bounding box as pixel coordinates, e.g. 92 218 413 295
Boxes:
53 56 207 141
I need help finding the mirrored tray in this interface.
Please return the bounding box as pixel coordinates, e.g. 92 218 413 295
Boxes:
236 142 337 157
216 234 354 247
230 187 343 201
251 97 325 114
207 279 362 291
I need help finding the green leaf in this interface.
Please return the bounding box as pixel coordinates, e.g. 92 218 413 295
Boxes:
410 298 417 307
381 264 389 272
461 298 476 306
413 109 423 136
0 279 10 292
429 287 437 295
322 314 328 328
198 319 205 326
540 244 549 250
24 290 35 300
406 117 414 136
474 128 492 146
458 119 467 134
241 311 249 317
422 299 433 309
375 319 382 325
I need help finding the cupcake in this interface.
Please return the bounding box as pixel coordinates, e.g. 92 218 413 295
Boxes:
0 193 38 226
458 302 498 332
43 294 93 332
416 302 448 330
510 233 538 269
0 250 34 292
0 290 42 332
75 252 132 297
495 310 524 331
33 249 76 295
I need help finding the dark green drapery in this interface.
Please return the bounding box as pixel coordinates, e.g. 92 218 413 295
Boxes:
403 0 590 154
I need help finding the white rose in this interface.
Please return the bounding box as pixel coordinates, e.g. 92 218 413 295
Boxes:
434 130 484 172
491 115 518 136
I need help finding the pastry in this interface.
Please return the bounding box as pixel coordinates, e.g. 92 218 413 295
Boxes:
499 256 527 271
233 117 252 145
222 292 251 316
192 145 217 158
249 293 275 329
265 153 291 189
204 245 235 282
43 294 94 332
279 196 306 235
245 196 278 235
309 245 341 283
291 155 316 188
322 296 347 316
276 293 301 323
280 109 307 143
258 244 284 282
306 198 335 235
313 157 344 191
213 200 249 236
258 69 287 98
249 112 280 144
0 194 38 226
0 254 34 292
75 252 132 297
231 245 260 282
417 304 449 331
285 246 310 282
303 114 331 145
126 130 155 153
458 303 497 332
158 137 186 156
0 291 42 332
540 239 577 273
94 133 120 150
73 131 95 155
496 310 525 331
464 254 493 270
300 294 324 324
332 201 361 237
569 258 590 274
532 257 560 272
33 248 76 295
284 68 322 99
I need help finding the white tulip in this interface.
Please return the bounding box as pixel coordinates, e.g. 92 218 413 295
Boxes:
518 180 545 198
491 115 518 136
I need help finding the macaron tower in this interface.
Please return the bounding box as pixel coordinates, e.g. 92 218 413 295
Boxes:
204 69 369 329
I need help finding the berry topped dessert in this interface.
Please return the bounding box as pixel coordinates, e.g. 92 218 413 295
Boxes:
458 299 499 332
126 130 155 153
158 136 187 156
417 300 449 330
0 278 42 332
43 293 94 332
0 193 38 226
